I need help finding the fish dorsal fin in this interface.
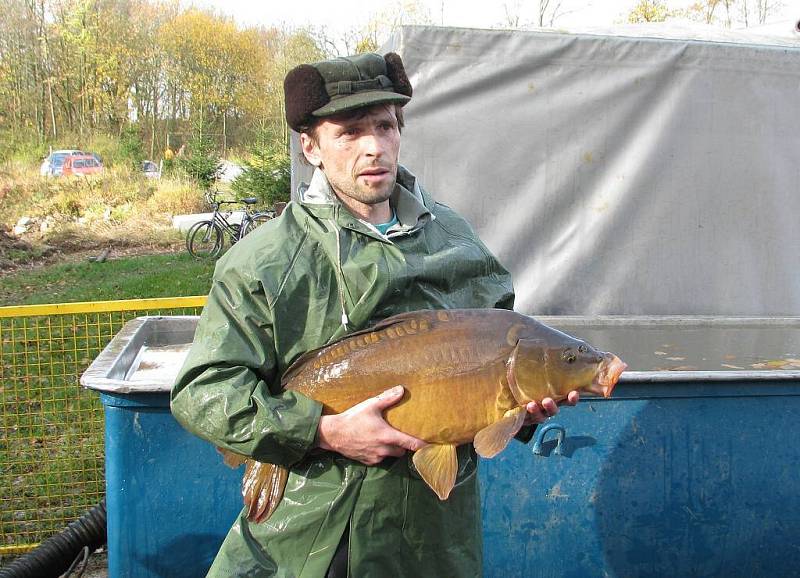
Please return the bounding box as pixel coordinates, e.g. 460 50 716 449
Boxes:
412 444 458 500
242 460 289 523
281 312 436 387
473 407 527 458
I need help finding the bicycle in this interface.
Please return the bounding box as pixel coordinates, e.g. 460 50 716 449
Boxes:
186 191 275 258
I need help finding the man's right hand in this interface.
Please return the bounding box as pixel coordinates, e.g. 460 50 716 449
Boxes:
316 385 427 465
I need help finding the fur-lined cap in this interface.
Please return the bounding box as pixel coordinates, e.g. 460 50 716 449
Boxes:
284 52 412 132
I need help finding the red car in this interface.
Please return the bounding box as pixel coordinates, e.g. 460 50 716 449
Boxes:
61 155 104 176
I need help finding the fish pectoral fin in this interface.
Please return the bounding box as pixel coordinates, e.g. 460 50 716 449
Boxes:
473 407 527 458
242 460 289 523
412 444 458 501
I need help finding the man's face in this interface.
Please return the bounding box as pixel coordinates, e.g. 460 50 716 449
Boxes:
301 105 401 207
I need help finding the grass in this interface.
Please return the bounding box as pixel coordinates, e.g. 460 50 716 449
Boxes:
0 160 209 266
0 252 216 306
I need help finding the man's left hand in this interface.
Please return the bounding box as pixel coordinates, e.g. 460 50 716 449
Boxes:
523 391 580 425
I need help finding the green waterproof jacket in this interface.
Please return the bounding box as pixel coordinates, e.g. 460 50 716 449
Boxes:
171 166 515 577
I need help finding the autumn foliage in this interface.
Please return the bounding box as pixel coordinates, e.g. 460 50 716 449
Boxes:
0 0 326 159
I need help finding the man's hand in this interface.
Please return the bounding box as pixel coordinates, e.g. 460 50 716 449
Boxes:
523 391 580 426
316 385 427 465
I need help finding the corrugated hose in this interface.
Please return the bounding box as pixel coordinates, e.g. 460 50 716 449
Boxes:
0 500 107 578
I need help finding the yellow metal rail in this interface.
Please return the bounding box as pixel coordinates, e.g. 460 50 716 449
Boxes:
0 296 207 557
0 544 40 556
0 296 208 318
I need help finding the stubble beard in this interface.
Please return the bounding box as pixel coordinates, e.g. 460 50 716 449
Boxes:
328 169 397 206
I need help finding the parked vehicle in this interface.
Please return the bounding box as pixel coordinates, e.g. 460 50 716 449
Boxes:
40 150 84 176
142 160 161 178
217 160 243 183
61 155 104 176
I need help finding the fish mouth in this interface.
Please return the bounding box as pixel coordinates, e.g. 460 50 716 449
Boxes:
587 354 627 398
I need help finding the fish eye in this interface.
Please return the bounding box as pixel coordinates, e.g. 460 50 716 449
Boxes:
578 345 588 353
562 349 576 363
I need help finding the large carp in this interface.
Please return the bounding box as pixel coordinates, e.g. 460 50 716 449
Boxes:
222 308 626 522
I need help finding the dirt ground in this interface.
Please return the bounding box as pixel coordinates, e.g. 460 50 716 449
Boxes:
1 221 186 273
0 228 183 273
0 228 51 269
59 550 108 578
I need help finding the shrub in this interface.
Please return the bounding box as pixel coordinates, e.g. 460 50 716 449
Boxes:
232 141 290 207
145 175 205 216
178 123 220 189
119 125 146 169
0 129 49 165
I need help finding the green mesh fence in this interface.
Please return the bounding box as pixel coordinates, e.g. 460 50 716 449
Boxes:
0 297 205 556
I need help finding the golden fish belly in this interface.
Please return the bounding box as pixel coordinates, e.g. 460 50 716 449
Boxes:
384 367 511 444
286 311 517 445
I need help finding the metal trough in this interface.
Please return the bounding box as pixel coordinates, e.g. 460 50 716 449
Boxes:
82 314 800 576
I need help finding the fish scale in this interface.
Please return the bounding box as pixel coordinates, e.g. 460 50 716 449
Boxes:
287 311 510 441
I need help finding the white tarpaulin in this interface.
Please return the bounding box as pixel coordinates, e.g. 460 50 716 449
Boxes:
292 25 800 316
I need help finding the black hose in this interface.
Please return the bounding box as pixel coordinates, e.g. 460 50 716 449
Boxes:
62 547 90 578
0 500 107 578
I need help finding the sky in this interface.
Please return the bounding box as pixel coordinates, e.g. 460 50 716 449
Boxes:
186 0 800 43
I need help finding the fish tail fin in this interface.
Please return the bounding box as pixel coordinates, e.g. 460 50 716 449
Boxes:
242 460 289 523
217 447 248 468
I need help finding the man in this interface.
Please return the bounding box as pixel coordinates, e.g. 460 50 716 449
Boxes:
171 52 578 577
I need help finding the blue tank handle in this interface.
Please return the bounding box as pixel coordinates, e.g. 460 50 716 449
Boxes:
532 423 566 457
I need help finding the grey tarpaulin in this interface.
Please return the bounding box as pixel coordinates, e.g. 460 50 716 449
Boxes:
291 25 800 316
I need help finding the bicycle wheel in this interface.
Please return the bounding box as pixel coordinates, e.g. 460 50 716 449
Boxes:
228 223 241 245
187 220 224 258
240 213 274 240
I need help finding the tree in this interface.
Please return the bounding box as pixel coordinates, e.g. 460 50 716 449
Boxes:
232 125 291 207
501 0 525 28
339 0 432 55
685 0 722 24
628 0 671 23
682 0 785 28
253 26 327 150
119 123 145 167
0 0 51 138
756 0 773 24
128 0 178 158
159 9 265 154
538 0 568 27
178 118 220 189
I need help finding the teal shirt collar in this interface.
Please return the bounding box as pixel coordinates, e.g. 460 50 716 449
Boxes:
374 210 398 236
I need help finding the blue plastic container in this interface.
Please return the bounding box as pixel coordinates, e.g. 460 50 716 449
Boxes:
84 316 800 576
98 392 242 578
81 317 244 578
480 316 800 577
